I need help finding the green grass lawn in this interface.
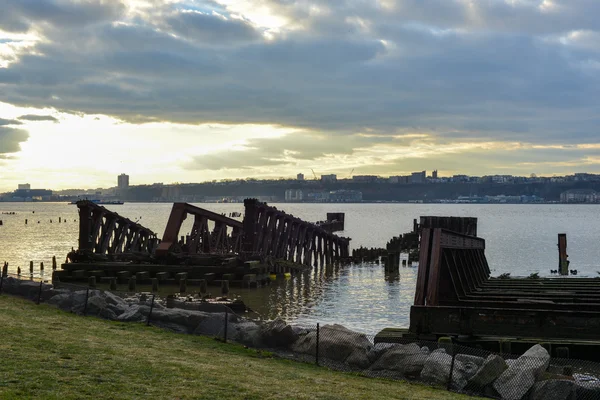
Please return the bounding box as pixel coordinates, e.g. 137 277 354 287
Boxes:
0 295 481 400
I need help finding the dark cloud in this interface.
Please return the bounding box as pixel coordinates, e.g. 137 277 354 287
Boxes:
166 11 261 43
0 126 29 154
0 118 22 126
17 114 58 122
0 0 126 33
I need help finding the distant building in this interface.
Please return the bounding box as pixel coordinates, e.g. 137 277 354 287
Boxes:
285 189 304 201
18 183 31 190
432 170 438 179
296 173 304 181
352 175 378 183
410 171 426 184
389 175 410 184
118 173 129 190
329 190 362 202
321 174 337 183
560 189 598 203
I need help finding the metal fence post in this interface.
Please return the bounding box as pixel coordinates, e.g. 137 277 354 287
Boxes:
316 323 320 366
36 281 43 305
83 288 90 316
147 294 155 326
447 339 456 391
0 275 3 295
224 311 228 343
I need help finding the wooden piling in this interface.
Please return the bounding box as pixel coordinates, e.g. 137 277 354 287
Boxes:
179 278 187 293
29 261 33 274
199 279 207 295
109 277 117 291
221 280 229 296
88 276 96 289
52 256 57 270
558 233 569 276
128 276 136 292
40 262 44 271
2 263 7 277
151 278 159 292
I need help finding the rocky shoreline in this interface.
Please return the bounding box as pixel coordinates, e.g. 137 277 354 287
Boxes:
2 277 599 400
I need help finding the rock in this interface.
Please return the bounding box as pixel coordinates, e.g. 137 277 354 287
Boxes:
367 342 401 363
421 346 431 355
530 380 575 400
455 354 485 368
432 348 447 355
260 318 299 348
82 294 108 315
468 354 508 388
370 343 427 378
291 324 372 369
230 321 262 347
117 305 149 322
47 293 74 310
574 380 600 400
420 352 475 390
493 344 550 400
98 307 118 320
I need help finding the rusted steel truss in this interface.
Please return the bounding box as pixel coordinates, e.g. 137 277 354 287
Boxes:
242 199 350 266
76 200 159 258
155 203 243 256
411 224 600 340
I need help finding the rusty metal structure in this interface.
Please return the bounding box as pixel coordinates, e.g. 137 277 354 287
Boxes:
70 199 349 268
242 199 350 266
155 203 243 257
72 200 159 261
409 223 600 342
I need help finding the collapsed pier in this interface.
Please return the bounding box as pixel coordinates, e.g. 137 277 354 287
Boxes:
57 199 350 287
377 217 600 359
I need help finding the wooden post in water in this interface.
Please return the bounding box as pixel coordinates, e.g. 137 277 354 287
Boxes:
558 233 569 276
52 256 57 270
29 261 33 274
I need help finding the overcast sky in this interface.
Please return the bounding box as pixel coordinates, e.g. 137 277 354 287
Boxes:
1 0 599 190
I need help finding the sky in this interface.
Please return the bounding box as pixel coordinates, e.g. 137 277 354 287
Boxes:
1 0 600 191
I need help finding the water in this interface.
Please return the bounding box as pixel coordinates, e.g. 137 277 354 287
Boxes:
2 202 600 334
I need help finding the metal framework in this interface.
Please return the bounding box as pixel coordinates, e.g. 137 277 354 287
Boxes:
410 226 600 340
155 203 243 256
242 199 350 266
76 200 159 257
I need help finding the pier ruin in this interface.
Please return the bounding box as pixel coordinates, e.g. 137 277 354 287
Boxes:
58 199 350 287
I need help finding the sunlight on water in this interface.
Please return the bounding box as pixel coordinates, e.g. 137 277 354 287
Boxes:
2 202 600 334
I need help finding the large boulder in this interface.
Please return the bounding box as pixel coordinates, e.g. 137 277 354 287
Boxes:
369 343 428 378
117 305 149 322
468 354 508 389
420 352 478 390
493 344 550 400
291 324 372 369
530 380 575 400
260 318 299 348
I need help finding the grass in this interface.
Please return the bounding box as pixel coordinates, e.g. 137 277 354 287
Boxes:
0 295 481 400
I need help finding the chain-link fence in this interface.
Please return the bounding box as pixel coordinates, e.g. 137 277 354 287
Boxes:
1 273 599 400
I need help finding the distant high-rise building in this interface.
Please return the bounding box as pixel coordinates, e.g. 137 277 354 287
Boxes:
297 173 305 181
410 171 426 184
321 174 337 183
432 170 438 179
118 173 129 190
18 183 31 190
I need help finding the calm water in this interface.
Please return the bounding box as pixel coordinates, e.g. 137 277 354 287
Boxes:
1 202 600 333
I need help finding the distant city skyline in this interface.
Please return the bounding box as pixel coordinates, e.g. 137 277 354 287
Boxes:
2 1 600 191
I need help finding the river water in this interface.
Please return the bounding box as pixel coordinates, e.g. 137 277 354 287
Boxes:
1 202 600 334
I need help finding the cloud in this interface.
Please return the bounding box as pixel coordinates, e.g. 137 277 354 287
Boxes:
17 114 58 122
0 118 22 126
1 0 600 175
0 126 28 154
